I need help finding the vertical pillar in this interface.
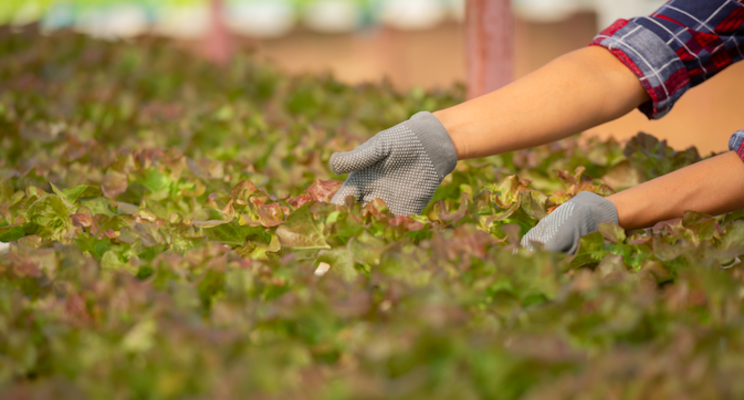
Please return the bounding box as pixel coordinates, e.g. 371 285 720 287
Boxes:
203 0 232 65
466 0 514 99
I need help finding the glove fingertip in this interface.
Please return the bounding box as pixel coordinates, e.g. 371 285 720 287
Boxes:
329 152 344 175
330 137 386 175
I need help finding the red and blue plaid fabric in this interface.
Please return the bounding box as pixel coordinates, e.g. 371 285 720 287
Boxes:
729 130 744 158
590 0 744 157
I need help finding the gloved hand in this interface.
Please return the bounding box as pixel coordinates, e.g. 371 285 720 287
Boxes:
329 111 458 216
520 191 619 254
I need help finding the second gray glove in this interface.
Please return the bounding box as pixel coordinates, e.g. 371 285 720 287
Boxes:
520 191 619 254
330 111 458 216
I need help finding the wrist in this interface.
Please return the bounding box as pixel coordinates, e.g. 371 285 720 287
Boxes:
432 109 467 160
409 111 459 179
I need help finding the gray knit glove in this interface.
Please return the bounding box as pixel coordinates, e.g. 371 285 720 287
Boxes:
330 111 458 216
520 191 619 254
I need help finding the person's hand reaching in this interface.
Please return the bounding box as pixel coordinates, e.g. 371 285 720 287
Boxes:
520 191 619 254
329 112 458 216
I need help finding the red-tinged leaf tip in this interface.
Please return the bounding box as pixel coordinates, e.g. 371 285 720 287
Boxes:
288 194 313 209
436 193 469 223
491 175 528 209
258 203 285 227
388 215 425 231
307 179 344 203
275 205 330 250
66 293 91 324
221 200 234 216
363 198 390 219
17 235 42 249
520 190 548 220
101 229 119 240
101 170 128 200
231 180 257 201
628 236 652 245
71 213 94 228
652 217 683 233
249 197 265 207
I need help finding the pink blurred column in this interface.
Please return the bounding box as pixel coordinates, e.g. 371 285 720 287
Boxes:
203 0 233 65
465 0 514 99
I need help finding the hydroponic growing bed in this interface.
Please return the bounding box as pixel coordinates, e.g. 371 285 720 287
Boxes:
2 27 744 400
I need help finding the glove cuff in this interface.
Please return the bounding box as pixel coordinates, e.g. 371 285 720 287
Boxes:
571 191 619 228
408 111 459 180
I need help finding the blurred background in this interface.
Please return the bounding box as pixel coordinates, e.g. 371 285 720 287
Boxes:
2 0 742 154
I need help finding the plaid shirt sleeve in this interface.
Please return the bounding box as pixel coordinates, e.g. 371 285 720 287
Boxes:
590 0 744 120
729 130 744 157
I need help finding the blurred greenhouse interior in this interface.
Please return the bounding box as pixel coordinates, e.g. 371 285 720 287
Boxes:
3 0 668 38
2 0 743 154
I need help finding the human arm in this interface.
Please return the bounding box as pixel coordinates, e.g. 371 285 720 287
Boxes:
330 46 649 216
521 0 744 252
522 149 744 253
331 0 744 220
439 0 744 160
434 46 649 160
609 150 744 231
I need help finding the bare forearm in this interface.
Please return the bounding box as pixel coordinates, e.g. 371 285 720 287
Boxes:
431 46 744 231
434 46 650 160
609 151 744 230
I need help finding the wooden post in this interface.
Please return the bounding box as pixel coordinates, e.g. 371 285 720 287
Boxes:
203 0 232 65
466 0 514 99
